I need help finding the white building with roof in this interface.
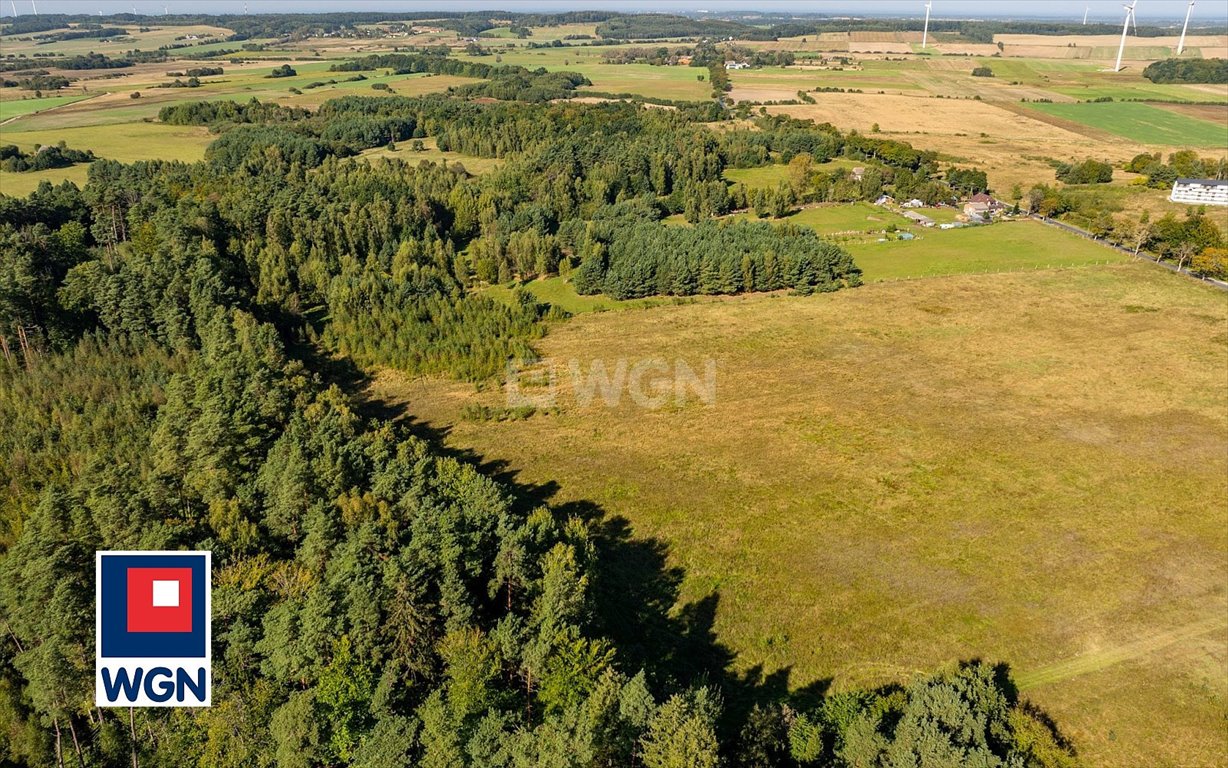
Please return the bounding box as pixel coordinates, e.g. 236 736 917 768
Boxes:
1170 178 1228 207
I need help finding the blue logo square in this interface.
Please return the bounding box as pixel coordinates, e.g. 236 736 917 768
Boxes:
99 554 208 658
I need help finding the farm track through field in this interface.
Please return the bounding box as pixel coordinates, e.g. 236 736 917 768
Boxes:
1015 615 1228 690
0 93 104 126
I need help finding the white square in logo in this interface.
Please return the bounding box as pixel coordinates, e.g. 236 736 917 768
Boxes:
151 580 180 608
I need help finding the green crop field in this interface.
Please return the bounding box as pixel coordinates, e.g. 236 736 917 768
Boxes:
0 93 92 121
1050 83 1228 103
384 262 1228 768
1025 101 1228 146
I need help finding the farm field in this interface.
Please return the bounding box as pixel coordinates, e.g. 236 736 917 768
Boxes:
383 262 1228 768
767 93 1225 207
0 93 94 122
0 23 233 56
0 121 214 196
1025 101 1228 147
454 46 712 100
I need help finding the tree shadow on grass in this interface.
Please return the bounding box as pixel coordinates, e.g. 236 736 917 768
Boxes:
339 366 1073 759
372 408 830 740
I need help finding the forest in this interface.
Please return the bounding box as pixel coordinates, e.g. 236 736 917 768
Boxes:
0 73 1085 766
1142 57 1228 84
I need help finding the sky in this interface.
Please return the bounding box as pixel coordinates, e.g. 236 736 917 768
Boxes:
5 0 1221 22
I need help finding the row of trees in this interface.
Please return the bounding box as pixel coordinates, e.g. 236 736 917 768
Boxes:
1026 182 1224 274
1054 159 1113 185
1125 150 1228 188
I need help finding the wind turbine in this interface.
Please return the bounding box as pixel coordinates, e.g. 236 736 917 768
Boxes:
1083 4 1089 24
921 1 932 49
29 0 36 14
1177 1 1195 55
1114 1 1137 72
8 0 16 16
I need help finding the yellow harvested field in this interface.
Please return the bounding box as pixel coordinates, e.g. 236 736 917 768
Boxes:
995 33 1228 49
770 95 1159 193
931 44 1001 56
849 42 913 54
850 31 923 42
773 94 1087 145
1156 102 1228 123
995 33 1228 60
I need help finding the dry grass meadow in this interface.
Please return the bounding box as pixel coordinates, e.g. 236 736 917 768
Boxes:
770 95 1134 193
378 263 1228 768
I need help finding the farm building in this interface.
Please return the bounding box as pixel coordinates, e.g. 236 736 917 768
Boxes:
968 193 1006 211
1170 178 1228 207
963 202 991 219
902 211 935 227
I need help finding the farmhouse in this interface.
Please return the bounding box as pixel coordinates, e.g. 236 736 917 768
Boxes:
1170 178 1228 207
968 192 1006 210
725 61 750 70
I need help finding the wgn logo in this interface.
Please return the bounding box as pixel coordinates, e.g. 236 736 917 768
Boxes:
95 552 211 707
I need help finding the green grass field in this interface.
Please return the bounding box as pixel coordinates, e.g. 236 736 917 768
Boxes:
783 203 916 234
849 220 1128 280
356 136 504 175
383 262 1228 768
454 47 711 100
0 121 214 196
484 275 682 314
1024 101 1228 146
0 93 92 121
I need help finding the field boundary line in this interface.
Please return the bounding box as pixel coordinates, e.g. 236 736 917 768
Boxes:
1030 215 1228 292
0 93 105 127
1015 615 1228 691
